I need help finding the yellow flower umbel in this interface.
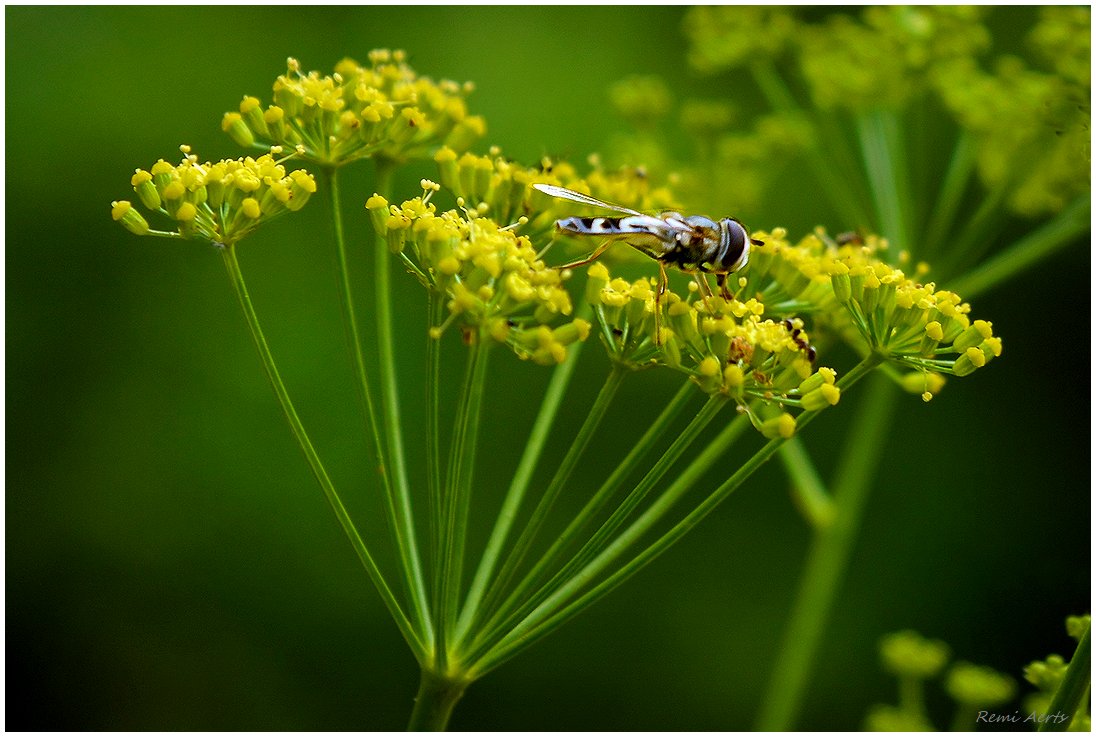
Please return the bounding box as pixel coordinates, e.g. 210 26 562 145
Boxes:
111 147 316 247
224 51 484 168
585 262 840 438
736 227 1001 401
369 183 589 365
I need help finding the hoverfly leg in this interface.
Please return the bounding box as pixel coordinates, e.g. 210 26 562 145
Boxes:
716 273 733 301
693 273 716 315
655 261 669 346
554 238 614 271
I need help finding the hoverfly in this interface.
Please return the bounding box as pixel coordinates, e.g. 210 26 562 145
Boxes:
532 183 762 342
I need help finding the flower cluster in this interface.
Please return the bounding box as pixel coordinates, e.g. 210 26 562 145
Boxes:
740 228 1001 400
369 183 588 364
679 6 1090 218
584 263 839 439
111 148 316 246
223 51 484 167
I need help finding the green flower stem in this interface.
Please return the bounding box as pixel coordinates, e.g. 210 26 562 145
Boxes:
749 61 872 228
220 245 425 661
327 166 432 646
755 369 898 731
474 365 629 633
370 160 434 648
467 388 723 663
778 437 835 530
469 354 884 678
1039 618 1091 732
406 669 469 732
921 130 977 259
426 293 445 627
453 316 591 647
856 108 912 254
437 335 492 667
949 196 1090 300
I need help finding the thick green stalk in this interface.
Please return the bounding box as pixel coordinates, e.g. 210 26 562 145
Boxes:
469 355 884 678
437 336 491 665
327 166 432 644
1039 619 1091 732
949 196 1090 300
220 245 425 661
406 669 469 732
453 322 590 646
755 370 898 730
474 365 628 627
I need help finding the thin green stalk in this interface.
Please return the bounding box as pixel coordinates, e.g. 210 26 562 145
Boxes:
220 245 425 661
949 196 1090 299
327 166 432 645
466 390 725 662
469 354 884 678
856 108 912 254
778 437 835 530
425 293 445 630
370 159 434 648
437 336 491 666
406 669 469 732
921 131 978 259
749 60 872 229
1039 619 1091 732
755 370 898 731
474 365 628 630
453 317 591 646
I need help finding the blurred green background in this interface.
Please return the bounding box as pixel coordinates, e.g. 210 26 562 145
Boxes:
7 6 1089 731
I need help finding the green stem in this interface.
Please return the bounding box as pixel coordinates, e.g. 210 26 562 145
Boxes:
949 196 1090 299
921 130 977 259
466 389 723 663
749 61 872 229
220 245 425 661
474 365 628 629
469 354 884 678
438 335 491 665
1039 619 1091 732
327 166 432 645
778 437 835 530
453 316 591 646
369 160 434 648
856 108 912 254
407 669 469 732
426 294 444 631
755 370 898 730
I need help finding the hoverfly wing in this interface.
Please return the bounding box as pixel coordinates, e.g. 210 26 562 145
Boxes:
532 183 647 218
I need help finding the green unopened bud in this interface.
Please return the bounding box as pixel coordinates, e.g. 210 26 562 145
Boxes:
222 112 255 148
366 194 389 235
130 170 161 210
111 200 150 235
800 383 840 411
952 346 986 376
435 147 460 191
953 319 994 351
760 412 796 439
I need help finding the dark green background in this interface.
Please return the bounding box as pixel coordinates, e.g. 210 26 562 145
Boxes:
7 6 1089 730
